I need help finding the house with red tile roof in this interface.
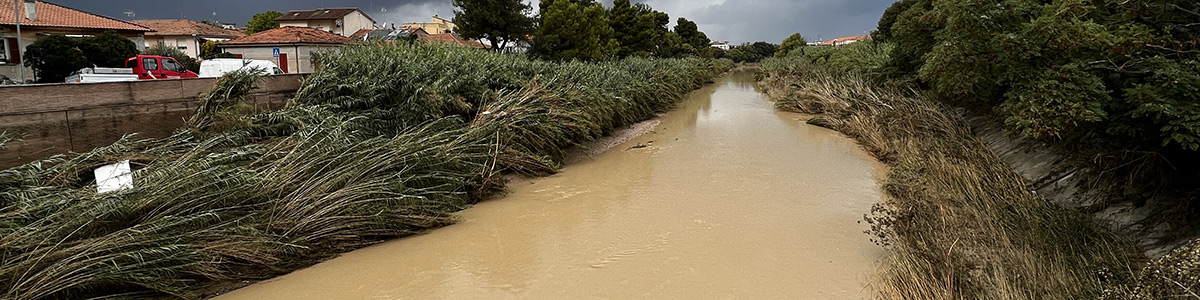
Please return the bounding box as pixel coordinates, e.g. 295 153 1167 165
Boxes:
133 19 245 58
218 26 354 74
277 8 375 37
0 0 151 81
818 35 871 47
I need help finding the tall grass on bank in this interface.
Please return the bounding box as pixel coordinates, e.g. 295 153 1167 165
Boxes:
757 57 1137 299
0 44 733 299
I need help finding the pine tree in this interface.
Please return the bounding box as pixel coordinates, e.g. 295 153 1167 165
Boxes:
533 0 618 61
453 0 535 52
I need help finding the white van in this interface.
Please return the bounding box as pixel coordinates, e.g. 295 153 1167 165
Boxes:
199 59 285 78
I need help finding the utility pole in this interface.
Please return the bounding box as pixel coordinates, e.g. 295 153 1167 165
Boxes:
14 0 24 84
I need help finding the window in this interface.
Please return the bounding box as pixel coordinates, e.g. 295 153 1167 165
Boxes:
142 58 158 70
0 38 18 65
177 46 187 50
161 58 184 72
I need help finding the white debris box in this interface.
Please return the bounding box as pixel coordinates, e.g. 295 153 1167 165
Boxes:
95 160 134 193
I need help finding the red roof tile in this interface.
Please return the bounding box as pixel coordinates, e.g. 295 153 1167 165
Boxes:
222 26 354 45
133 19 244 38
0 1 149 32
421 33 486 49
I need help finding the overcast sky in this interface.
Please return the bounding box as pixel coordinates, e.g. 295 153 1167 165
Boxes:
53 0 893 44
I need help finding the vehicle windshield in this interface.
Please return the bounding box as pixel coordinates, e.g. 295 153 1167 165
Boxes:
161 58 185 73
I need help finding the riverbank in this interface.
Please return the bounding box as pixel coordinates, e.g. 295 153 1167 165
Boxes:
756 59 1138 299
0 44 733 299
214 68 885 300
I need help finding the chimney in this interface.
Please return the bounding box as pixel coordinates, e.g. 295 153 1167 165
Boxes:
23 0 36 21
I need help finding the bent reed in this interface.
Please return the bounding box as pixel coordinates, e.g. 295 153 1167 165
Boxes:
0 43 733 299
757 56 1138 299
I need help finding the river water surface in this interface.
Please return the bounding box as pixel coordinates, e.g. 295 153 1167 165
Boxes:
216 69 885 299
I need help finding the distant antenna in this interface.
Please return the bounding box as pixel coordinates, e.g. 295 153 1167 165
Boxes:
381 7 387 13
124 10 135 19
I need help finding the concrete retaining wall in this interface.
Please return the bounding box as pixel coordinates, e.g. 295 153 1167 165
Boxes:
967 114 1197 258
0 74 306 168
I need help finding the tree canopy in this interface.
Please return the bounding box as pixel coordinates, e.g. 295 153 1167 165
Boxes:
246 11 282 34
77 31 140 68
775 33 807 57
882 0 1200 152
24 35 88 83
24 31 140 83
453 0 535 52
532 0 618 61
608 0 670 57
726 42 778 63
673 18 710 51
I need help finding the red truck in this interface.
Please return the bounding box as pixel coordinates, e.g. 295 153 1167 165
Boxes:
124 55 198 80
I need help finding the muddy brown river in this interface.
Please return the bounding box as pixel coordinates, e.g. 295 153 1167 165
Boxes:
216 69 885 299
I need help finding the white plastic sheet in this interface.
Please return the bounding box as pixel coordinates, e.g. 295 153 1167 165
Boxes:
95 160 134 193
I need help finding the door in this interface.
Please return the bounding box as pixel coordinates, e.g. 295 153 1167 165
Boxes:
141 57 160 79
159 58 188 78
278 53 289 73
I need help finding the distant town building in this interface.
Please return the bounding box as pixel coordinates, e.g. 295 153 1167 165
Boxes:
0 0 151 81
350 27 428 42
276 8 376 37
421 33 486 49
133 19 245 58
403 15 456 34
818 35 871 47
219 26 353 73
711 41 731 51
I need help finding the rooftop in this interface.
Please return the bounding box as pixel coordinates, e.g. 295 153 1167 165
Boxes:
222 26 354 46
0 1 150 32
133 19 245 38
350 27 429 41
819 35 871 46
421 33 485 49
276 8 374 22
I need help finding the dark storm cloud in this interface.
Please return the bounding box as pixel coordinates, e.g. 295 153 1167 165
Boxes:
48 0 452 26
51 0 892 44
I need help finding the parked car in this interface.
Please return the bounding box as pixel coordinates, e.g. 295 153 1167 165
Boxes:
65 67 139 84
125 55 199 80
199 59 285 78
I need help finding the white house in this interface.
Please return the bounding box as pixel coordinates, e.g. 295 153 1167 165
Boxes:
218 26 352 74
711 41 731 51
276 8 375 37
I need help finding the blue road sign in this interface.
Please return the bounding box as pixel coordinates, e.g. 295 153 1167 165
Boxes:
273 48 280 58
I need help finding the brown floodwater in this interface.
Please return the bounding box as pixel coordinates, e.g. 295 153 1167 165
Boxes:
215 69 885 300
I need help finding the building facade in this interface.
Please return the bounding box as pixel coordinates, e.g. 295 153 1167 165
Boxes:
134 19 244 58
0 0 150 82
403 16 455 34
276 8 375 37
218 26 352 74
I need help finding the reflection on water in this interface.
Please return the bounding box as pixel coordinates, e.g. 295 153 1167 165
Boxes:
216 69 885 300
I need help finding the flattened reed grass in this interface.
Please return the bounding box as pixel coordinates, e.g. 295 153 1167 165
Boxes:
757 57 1137 299
0 44 732 299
